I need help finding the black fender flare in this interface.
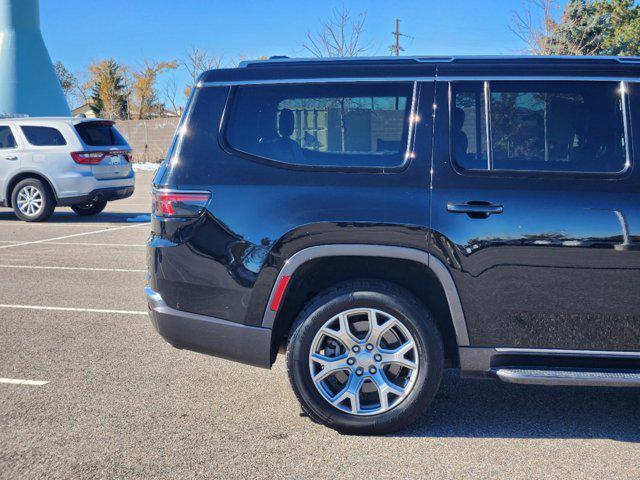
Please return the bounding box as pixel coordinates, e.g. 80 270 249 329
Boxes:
261 244 470 346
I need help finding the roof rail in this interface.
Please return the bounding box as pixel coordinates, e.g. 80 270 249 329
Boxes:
616 56 640 63
236 55 640 68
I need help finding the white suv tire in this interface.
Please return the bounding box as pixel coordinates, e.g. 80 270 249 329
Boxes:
11 178 56 222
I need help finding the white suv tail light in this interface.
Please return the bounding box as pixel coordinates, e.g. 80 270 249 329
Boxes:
71 150 131 164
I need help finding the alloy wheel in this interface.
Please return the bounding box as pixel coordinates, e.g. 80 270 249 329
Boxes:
16 185 44 217
308 307 419 416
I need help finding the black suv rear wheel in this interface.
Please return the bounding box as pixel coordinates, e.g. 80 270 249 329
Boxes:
286 279 443 435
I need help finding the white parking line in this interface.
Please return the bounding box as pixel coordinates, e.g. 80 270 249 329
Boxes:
0 221 132 227
0 241 145 247
0 223 148 250
0 264 146 273
0 377 49 386
0 304 147 315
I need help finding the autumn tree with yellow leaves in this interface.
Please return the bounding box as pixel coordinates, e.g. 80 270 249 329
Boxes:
86 58 177 120
129 60 178 119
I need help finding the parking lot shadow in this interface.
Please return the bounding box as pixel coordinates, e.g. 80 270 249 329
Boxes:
0 210 150 223
395 370 640 442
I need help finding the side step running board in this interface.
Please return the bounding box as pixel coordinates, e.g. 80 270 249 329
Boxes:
493 367 640 388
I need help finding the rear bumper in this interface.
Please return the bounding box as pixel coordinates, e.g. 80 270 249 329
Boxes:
57 186 135 206
145 286 273 368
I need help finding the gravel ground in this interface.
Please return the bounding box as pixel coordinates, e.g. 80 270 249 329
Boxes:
1 171 639 479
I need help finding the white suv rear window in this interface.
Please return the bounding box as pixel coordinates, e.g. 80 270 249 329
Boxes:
74 122 127 147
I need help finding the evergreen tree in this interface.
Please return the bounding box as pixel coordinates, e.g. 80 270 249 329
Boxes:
88 59 128 119
597 0 640 55
514 0 640 56
548 0 608 55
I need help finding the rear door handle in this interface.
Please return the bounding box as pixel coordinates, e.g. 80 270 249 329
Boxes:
4 155 18 161
447 202 504 217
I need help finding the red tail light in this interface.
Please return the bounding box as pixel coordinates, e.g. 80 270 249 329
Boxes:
152 190 211 217
71 150 132 164
71 151 107 164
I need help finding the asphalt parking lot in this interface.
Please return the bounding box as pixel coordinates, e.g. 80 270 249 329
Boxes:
1 170 639 479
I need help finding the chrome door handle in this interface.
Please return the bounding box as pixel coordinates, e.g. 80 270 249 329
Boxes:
447 202 503 217
4 155 18 160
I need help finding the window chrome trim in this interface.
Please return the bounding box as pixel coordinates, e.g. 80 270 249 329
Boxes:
438 75 640 83
218 80 422 172
200 77 435 88
483 81 493 170
404 81 419 163
621 81 632 171
448 78 633 177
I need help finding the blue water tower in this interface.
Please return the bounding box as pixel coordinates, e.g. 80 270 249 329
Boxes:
0 0 70 117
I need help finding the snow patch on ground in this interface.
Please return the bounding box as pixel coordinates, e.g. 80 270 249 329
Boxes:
132 162 161 172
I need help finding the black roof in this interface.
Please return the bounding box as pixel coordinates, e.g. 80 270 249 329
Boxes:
200 55 640 84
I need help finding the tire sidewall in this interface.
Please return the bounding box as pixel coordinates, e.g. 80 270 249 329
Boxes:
11 179 55 222
288 284 443 434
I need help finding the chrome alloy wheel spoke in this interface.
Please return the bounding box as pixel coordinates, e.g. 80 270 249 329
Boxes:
308 307 420 416
17 186 43 216
378 340 418 370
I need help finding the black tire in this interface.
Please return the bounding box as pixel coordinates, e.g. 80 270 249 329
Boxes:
286 279 444 435
71 199 108 216
11 178 56 222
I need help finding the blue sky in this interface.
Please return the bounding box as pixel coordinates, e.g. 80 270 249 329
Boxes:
41 0 553 106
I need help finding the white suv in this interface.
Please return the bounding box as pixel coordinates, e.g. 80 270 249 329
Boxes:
0 117 135 222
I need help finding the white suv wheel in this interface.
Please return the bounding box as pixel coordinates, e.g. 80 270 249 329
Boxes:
16 185 44 217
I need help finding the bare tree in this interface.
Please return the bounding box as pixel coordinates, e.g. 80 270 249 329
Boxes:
162 75 181 115
182 47 223 98
303 7 369 57
54 61 90 109
229 55 247 68
511 0 560 54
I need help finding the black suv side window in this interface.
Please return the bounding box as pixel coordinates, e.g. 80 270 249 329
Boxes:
0 126 16 149
453 81 629 174
225 82 414 168
21 126 67 146
452 83 488 170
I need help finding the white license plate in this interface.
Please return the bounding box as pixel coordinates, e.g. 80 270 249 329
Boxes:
107 155 123 166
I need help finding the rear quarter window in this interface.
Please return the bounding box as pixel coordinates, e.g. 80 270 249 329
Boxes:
74 122 128 146
21 126 67 146
0 126 17 149
224 82 414 169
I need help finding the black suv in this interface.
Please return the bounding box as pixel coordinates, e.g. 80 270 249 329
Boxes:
147 56 640 434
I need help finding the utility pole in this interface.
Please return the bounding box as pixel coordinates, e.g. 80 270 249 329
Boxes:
390 18 407 57
390 18 408 110
394 18 400 56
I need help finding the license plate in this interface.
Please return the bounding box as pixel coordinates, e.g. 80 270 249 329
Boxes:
108 155 123 165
